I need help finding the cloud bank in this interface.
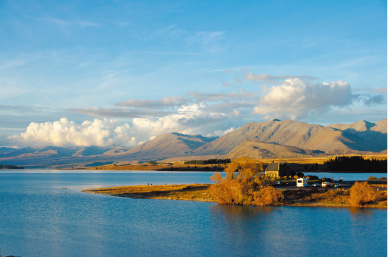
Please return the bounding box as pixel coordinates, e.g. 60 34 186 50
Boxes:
10 104 234 148
10 118 136 148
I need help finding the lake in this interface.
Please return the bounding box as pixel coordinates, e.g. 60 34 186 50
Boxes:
0 171 386 257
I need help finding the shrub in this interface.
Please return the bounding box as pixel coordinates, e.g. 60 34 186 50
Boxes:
210 157 280 205
349 181 378 207
252 186 284 206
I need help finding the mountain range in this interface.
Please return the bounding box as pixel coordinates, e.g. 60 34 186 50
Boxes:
0 119 386 168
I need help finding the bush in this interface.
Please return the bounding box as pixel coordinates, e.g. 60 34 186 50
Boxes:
209 157 282 205
252 186 284 206
349 181 378 207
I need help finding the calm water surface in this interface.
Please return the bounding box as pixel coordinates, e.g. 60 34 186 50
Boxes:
0 171 386 257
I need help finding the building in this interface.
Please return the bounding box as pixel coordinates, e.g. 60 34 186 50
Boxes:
265 162 292 178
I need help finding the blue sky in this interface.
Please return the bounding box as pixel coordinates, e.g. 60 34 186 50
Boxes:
1 0 386 147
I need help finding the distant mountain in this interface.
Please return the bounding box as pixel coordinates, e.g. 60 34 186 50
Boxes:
0 133 217 167
123 132 217 160
328 119 387 133
328 119 387 151
226 140 324 159
0 147 36 157
0 119 385 168
72 146 117 157
193 119 386 156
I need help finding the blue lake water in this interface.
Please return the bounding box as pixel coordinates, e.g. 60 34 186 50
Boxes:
0 171 386 257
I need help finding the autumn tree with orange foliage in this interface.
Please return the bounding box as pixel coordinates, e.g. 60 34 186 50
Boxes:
349 181 379 207
210 157 283 206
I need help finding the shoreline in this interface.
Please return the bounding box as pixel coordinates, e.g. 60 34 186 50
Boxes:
83 184 387 209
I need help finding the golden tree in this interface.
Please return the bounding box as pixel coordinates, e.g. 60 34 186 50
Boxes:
210 157 283 205
252 186 284 206
349 181 378 206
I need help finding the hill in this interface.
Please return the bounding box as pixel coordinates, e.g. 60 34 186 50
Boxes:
0 133 216 168
328 119 387 151
193 119 383 156
0 119 386 168
226 140 324 159
120 132 216 160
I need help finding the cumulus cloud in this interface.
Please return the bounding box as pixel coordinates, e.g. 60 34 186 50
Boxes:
10 103 230 148
207 127 235 137
10 118 138 148
71 91 257 120
254 78 355 119
132 103 227 136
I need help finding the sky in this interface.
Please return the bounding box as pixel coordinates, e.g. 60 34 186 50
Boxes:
0 0 387 148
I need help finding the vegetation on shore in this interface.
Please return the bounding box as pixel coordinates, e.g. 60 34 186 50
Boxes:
83 182 387 208
85 162 225 171
83 157 387 208
325 156 387 172
80 154 387 173
209 157 284 206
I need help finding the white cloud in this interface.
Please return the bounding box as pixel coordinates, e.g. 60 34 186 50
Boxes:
10 118 139 148
207 127 235 137
10 103 229 148
132 103 227 136
254 78 354 119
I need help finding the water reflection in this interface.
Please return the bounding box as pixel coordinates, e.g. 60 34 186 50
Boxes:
211 204 273 219
209 204 280 256
349 207 373 216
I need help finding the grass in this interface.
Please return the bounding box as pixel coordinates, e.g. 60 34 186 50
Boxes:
83 184 213 202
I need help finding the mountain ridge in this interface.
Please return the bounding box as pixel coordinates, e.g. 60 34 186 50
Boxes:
0 119 386 168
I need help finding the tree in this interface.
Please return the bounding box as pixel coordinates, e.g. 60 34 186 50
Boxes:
210 157 283 205
349 181 378 206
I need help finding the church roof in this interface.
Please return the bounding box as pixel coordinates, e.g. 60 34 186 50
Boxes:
265 162 290 171
265 162 280 171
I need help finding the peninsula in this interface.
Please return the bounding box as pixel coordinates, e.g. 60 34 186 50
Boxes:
83 182 387 208
83 157 387 209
